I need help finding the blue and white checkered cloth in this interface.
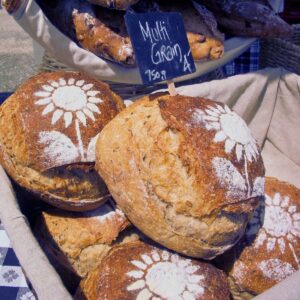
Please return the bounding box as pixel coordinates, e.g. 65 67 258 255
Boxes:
0 221 36 300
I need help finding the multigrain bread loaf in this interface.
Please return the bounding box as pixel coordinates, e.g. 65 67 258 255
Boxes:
36 200 138 278
218 177 300 299
0 71 124 211
198 0 292 38
76 241 230 300
95 94 265 259
87 0 140 10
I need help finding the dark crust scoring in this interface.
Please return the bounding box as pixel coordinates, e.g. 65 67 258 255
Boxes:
158 95 265 217
78 241 230 300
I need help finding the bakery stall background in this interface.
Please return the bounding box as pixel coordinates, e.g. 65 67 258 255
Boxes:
0 1 300 300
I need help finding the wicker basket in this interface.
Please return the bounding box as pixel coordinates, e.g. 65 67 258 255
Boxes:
260 24 300 74
39 52 225 99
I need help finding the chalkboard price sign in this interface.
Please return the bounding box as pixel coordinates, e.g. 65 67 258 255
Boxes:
125 12 196 84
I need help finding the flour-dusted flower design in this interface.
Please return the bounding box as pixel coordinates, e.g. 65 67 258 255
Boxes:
212 157 264 200
192 104 259 197
247 193 300 266
34 78 103 161
258 259 296 282
126 250 205 299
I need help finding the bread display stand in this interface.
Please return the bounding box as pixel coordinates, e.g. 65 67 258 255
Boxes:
0 67 300 299
9 0 257 84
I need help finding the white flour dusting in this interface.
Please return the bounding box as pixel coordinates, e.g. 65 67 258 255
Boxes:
126 250 205 299
258 259 295 281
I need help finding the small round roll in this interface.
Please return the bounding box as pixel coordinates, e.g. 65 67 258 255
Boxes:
95 94 265 259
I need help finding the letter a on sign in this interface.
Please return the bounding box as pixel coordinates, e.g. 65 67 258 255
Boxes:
125 12 196 84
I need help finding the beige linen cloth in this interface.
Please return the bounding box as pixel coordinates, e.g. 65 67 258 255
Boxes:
0 67 300 299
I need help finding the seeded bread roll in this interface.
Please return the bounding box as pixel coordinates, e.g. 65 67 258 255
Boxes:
0 71 124 211
95 94 265 259
218 177 300 299
36 200 139 278
76 241 230 300
87 0 140 10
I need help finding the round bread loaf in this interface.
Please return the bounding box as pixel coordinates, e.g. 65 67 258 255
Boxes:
76 241 230 300
36 199 138 278
95 94 265 259
220 177 300 299
87 0 140 10
0 71 124 211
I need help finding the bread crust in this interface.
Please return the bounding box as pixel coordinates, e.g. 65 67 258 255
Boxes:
0 71 124 211
95 94 265 258
36 200 131 277
221 177 300 298
87 0 140 10
77 241 230 300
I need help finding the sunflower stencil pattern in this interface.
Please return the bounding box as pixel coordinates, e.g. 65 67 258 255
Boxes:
247 192 300 268
34 78 103 162
192 104 261 198
126 250 205 299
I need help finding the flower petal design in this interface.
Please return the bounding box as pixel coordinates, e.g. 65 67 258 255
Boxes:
141 255 153 265
83 108 95 121
183 290 197 300
288 206 297 214
42 103 54 115
282 196 290 208
87 90 100 97
76 111 87 126
51 109 63 125
214 131 227 142
161 251 169 261
42 85 54 92
258 259 295 281
87 103 100 114
82 83 93 91
255 231 267 248
88 97 103 104
278 238 286 253
64 112 73 128
188 275 205 284
35 98 52 105
35 91 51 98
76 80 85 87
203 115 218 122
127 279 145 291
186 265 199 274
216 104 226 113
50 81 59 87
131 260 147 270
59 78 66 86
187 283 204 295
267 237 276 251
236 144 243 161
171 254 179 263
136 288 152 300
224 105 232 114
68 78 75 85
127 271 144 279
245 147 253 162
151 251 160 262
265 194 272 206
293 213 300 221
206 109 219 117
225 138 236 154
206 122 220 131
273 193 281 206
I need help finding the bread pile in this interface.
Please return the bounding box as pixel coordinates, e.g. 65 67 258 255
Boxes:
34 0 291 67
1 71 299 299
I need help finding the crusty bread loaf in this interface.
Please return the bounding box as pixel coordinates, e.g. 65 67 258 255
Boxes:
218 177 300 299
198 0 292 38
95 94 265 259
76 241 230 300
87 0 140 10
0 71 124 211
36 199 139 278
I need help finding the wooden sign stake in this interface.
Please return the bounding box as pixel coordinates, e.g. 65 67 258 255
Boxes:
167 81 177 96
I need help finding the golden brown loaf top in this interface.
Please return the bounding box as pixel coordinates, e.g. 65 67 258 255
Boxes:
95 94 265 259
87 0 140 10
0 71 124 211
222 177 300 299
77 241 230 300
37 200 133 278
